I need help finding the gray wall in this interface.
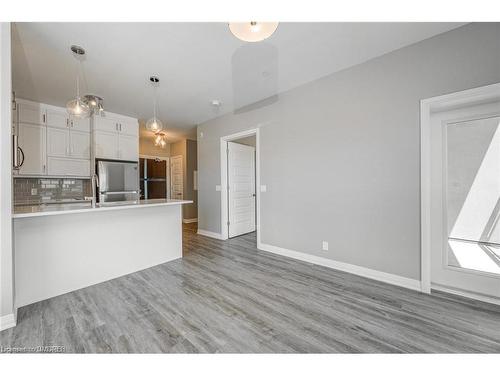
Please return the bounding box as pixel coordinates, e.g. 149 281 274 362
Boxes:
139 136 171 157
197 23 500 280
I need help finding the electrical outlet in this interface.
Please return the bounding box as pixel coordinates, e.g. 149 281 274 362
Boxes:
31 188 37 196
322 241 329 251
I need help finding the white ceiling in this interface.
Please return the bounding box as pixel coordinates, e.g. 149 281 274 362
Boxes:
12 22 465 141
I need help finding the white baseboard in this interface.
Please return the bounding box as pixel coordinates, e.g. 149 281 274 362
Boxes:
0 311 17 331
183 218 198 224
197 229 224 240
258 242 422 292
432 284 500 306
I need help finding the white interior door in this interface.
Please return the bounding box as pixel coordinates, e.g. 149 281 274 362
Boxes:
170 155 183 200
429 101 500 302
228 142 256 238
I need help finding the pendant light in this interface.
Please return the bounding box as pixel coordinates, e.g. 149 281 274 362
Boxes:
154 132 167 149
229 22 279 42
146 76 164 133
66 45 90 118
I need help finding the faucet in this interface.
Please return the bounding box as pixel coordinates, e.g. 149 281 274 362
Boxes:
91 173 99 208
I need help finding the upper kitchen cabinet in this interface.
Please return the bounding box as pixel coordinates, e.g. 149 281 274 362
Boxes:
17 123 46 175
45 105 91 132
17 101 46 125
93 113 139 161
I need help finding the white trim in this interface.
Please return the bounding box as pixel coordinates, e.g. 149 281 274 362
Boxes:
0 312 16 331
0 23 15 333
183 218 198 223
197 229 224 240
220 128 260 243
432 284 500 306
420 82 500 295
258 242 422 292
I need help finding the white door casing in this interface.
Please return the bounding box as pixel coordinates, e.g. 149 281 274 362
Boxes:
228 142 256 238
170 155 183 200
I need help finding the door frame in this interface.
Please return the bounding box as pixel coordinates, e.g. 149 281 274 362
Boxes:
220 128 260 242
139 154 170 199
420 82 500 294
170 154 184 200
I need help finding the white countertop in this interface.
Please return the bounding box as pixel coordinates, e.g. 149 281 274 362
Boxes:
13 199 193 219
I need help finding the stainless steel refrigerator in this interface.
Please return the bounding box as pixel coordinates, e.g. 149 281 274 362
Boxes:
97 160 139 204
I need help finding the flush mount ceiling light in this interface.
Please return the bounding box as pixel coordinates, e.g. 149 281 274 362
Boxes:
228 22 279 42
146 76 164 133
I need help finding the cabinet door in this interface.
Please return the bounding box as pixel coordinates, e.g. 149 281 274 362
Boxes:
47 157 90 177
94 116 119 133
118 134 138 161
46 107 69 129
119 119 139 137
47 127 69 157
18 123 46 175
94 131 119 160
70 116 91 132
17 102 45 125
69 131 90 159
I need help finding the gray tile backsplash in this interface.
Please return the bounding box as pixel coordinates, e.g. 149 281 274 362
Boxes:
14 178 92 206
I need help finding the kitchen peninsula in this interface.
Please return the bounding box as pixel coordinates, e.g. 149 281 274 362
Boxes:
13 199 191 307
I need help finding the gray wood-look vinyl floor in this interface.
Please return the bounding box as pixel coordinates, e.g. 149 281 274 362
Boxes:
1 223 499 353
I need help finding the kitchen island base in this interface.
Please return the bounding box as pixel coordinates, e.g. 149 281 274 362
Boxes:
14 203 184 308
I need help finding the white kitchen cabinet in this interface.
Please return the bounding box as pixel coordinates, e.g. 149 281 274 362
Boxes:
18 123 46 175
45 107 69 129
70 116 91 132
118 134 139 161
93 113 138 161
47 157 90 177
70 131 91 159
17 101 45 125
94 130 119 159
119 119 139 137
47 127 69 157
94 116 119 133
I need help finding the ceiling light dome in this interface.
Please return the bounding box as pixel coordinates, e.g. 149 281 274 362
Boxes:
229 22 279 42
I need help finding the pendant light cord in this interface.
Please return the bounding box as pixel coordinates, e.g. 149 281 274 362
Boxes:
153 85 158 119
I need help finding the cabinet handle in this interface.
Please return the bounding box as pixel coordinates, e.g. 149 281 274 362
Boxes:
66 146 70 155
43 164 46 173
66 118 69 127
71 120 74 128
43 114 46 123
120 123 122 132
116 123 118 131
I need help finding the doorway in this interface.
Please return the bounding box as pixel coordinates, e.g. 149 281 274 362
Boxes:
421 83 500 304
220 129 260 241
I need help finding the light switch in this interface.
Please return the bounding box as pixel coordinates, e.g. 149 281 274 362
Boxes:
260 185 267 192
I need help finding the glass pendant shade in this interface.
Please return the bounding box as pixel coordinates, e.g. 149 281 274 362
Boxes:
146 117 163 133
67 75 90 118
66 97 90 118
229 22 279 42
